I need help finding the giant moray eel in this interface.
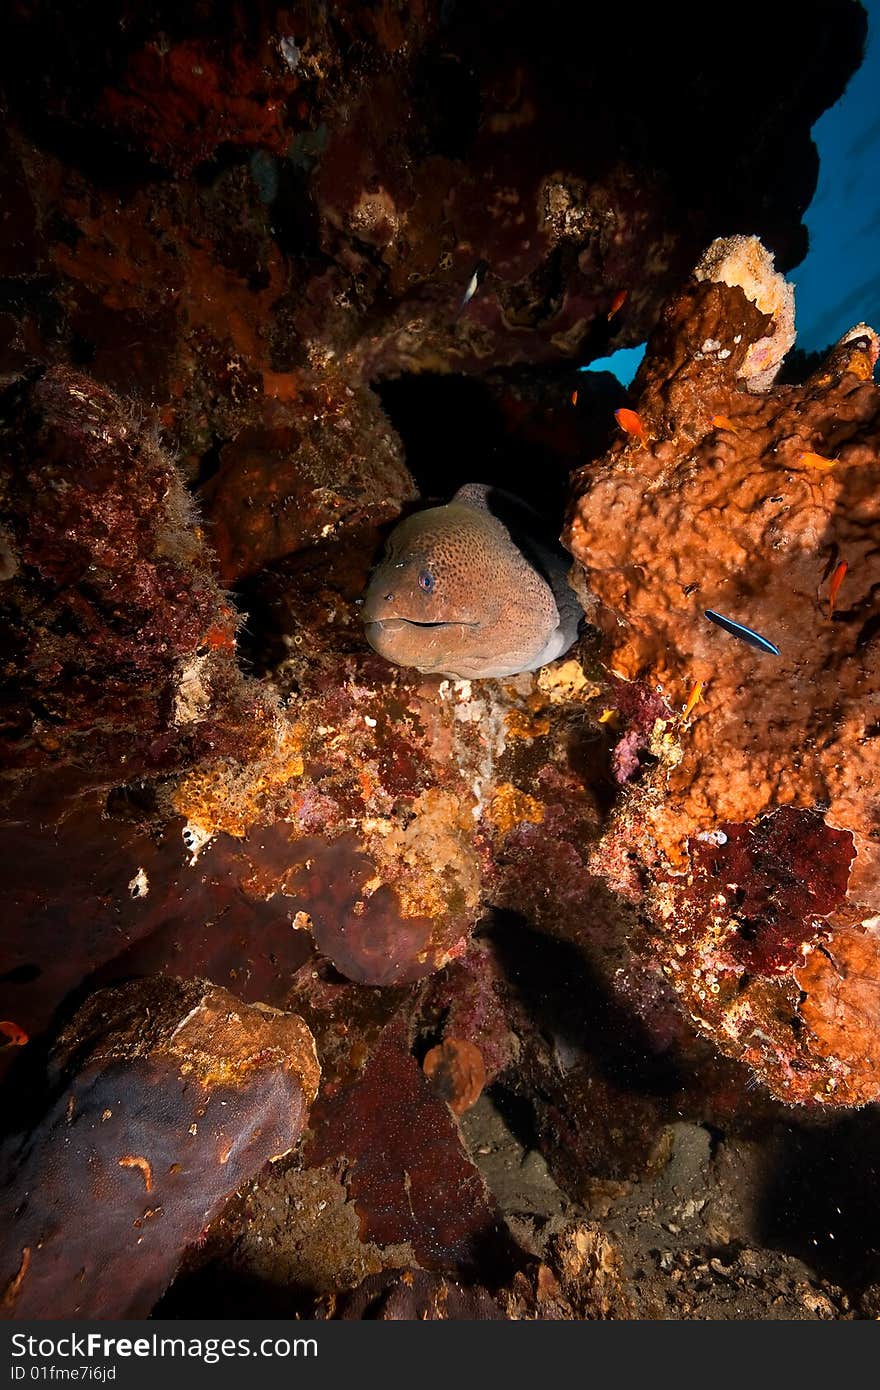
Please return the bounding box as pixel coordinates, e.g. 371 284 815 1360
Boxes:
362 483 582 679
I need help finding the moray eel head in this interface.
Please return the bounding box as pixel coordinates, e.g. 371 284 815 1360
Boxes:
362 486 582 679
362 504 488 674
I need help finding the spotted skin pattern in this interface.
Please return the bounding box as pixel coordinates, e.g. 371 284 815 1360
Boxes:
362 484 582 679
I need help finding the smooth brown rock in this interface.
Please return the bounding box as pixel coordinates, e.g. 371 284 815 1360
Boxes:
0 978 319 1319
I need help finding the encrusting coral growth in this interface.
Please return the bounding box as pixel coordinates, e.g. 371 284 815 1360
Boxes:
566 237 880 1106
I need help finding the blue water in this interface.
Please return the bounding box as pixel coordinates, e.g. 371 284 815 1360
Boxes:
589 0 880 385
796 0 880 350
579 344 645 387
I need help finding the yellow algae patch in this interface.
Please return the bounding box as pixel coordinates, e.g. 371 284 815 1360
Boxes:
168 994 320 1101
537 659 601 704
833 322 879 381
364 788 481 921
172 725 306 839
504 708 551 740
487 783 546 836
648 717 684 771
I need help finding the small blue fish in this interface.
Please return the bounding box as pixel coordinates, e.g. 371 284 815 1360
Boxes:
704 610 779 656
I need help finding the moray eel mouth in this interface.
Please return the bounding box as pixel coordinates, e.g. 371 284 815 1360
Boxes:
364 617 479 632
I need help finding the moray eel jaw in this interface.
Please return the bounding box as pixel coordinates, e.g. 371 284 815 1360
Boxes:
363 616 480 674
365 618 472 631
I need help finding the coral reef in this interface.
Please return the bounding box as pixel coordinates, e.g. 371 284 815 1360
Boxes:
567 284 880 873
0 0 877 1326
306 1016 518 1273
0 0 866 417
0 979 318 1318
693 235 796 391
567 250 880 1107
201 377 414 586
0 367 276 788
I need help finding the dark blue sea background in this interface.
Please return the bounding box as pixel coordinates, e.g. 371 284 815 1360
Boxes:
588 0 880 386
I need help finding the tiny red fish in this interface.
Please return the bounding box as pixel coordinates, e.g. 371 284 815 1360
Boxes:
828 559 848 615
607 289 628 320
711 415 739 435
0 1020 29 1048
571 389 578 406
615 407 648 448
798 450 837 470
681 679 704 721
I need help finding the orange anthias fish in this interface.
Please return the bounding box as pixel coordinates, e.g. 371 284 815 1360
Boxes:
607 289 628 320
711 415 739 435
571 389 578 406
681 679 704 721
615 407 648 448
0 1020 29 1048
828 559 848 615
798 450 838 470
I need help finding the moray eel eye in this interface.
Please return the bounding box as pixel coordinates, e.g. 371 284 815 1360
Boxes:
418 569 434 594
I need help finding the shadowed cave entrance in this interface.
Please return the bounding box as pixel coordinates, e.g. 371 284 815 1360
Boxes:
375 368 624 519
